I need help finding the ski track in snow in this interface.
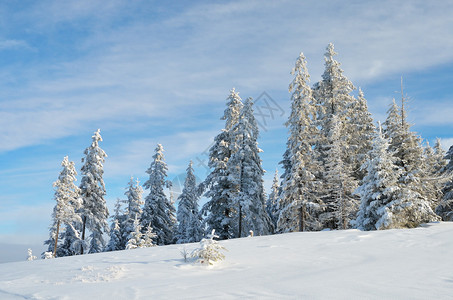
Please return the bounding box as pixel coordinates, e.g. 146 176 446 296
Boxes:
1 222 452 299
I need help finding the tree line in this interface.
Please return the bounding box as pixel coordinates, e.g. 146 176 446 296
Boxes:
43 43 453 258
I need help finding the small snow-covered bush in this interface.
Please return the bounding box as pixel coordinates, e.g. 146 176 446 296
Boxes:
27 249 37 261
43 251 54 259
191 229 226 265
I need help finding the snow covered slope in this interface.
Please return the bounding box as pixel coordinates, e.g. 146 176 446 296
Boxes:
1 222 452 299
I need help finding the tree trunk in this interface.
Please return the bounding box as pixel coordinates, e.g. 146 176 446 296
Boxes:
81 216 87 254
53 220 60 258
298 205 305 232
238 204 242 238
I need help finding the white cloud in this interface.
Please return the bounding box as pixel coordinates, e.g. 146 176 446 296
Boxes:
0 39 31 51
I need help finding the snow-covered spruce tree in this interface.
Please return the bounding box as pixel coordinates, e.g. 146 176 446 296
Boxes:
382 94 439 227
191 229 226 265
347 88 375 181
105 198 127 252
126 217 157 249
202 89 243 240
423 139 448 211
44 156 82 258
228 97 273 237
320 115 358 229
79 129 109 254
437 144 453 220
176 161 203 244
266 169 280 228
354 124 403 230
105 219 122 252
141 144 176 245
278 52 322 233
312 43 360 229
121 177 144 247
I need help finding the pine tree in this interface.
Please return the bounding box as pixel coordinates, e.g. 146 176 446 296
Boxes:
229 97 273 237
141 144 176 245
202 89 243 239
176 161 203 244
122 178 144 247
312 44 359 229
320 115 358 229
126 217 144 250
423 139 448 211
382 91 439 227
354 125 402 230
278 52 321 233
44 156 82 258
266 170 280 228
105 219 122 252
79 129 109 254
437 144 453 220
348 88 375 181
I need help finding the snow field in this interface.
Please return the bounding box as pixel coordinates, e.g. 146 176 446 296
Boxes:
1 222 452 299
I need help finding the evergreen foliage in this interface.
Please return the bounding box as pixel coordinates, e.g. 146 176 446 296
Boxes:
142 144 176 245
79 129 109 254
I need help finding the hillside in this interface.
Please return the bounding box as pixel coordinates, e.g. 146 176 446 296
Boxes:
1 222 452 299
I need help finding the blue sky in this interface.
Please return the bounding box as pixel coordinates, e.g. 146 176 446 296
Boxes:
1 0 453 263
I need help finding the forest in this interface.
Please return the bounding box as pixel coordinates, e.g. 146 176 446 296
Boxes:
43 43 453 258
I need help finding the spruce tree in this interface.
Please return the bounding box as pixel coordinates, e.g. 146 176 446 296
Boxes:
437 144 453 220
123 177 144 247
229 97 273 237
176 161 203 244
141 144 176 245
354 125 402 230
312 44 359 229
266 170 280 228
278 52 321 233
202 89 243 239
44 156 82 258
321 115 358 229
382 93 439 227
79 129 109 254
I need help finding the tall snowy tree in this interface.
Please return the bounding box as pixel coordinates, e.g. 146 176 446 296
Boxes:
229 97 273 237
202 89 243 239
122 177 144 246
320 115 358 229
176 161 203 244
266 170 280 228
141 144 176 245
312 43 360 229
382 91 439 227
354 124 403 230
44 156 82 258
437 144 453 220
423 139 448 211
347 88 375 181
79 129 109 254
278 52 321 233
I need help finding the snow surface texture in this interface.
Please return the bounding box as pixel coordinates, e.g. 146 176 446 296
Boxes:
1 222 452 299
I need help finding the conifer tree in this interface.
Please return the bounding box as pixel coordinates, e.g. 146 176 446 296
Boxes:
312 44 359 229
202 89 243 239
229 97 273 237
141 144 176 245
321 115 358 229
278 52 321 232
354 125 402 230
437 145 453 220
266 170 280 228
123 177 144 246
105 219 122 252
382 92 439 227
44 156 82 258
79 129 109 254
176 161 203 244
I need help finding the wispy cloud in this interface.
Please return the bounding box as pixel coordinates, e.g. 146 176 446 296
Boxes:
0 39 31 51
